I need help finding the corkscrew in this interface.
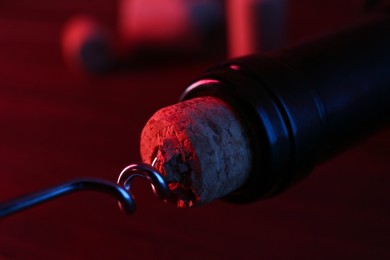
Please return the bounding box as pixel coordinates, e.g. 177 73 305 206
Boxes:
0 162 171 219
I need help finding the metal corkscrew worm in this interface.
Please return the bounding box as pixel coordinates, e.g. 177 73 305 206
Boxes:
0 162 170 219
117 162 171 210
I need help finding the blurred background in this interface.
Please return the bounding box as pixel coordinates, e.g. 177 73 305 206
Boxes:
0 0 389 258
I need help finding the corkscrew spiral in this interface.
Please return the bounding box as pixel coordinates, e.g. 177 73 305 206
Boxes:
0 163 170 218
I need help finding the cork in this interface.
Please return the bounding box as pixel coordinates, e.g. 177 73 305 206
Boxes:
140 96 251 207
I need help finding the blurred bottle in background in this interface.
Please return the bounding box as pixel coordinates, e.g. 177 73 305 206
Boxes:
62 0 225 73
61 0 388 74
226 0 286 58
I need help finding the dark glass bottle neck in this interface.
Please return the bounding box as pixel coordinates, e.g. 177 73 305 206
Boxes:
181 20 390 203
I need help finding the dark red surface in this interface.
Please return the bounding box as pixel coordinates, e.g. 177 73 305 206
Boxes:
0 1 389 259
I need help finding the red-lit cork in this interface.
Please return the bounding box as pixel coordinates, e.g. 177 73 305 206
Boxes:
140 97 251 207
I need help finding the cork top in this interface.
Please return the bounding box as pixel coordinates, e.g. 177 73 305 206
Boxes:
140 96 251 207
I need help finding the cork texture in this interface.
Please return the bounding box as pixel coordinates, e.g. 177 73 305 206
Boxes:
140 96 251 207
